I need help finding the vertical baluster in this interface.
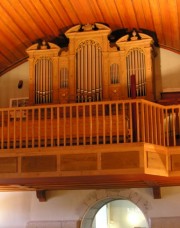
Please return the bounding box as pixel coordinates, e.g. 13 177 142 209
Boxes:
165 109 169 146
89 104 93 145
44 108 47 147
151 105 154 144
141 102 145 142
161 108 165 146
96 103 99 144
157 107 161 145
76 105 79 146
116 103 120 143
172 108 176 146
154 106 158 144
83 104 86 145
129 102 133 143
122 102 126 143
70 106 72 146
32 109 35 148
51 107 54 147
25 109 29 148
38 108 41 147
136 102 140 142
102 104 106 144
19 109 22 148
57 107 60 146
7 110 10 149
63 106 66 146
109 103 112 144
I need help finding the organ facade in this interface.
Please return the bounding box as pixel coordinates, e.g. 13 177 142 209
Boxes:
26 23 155 105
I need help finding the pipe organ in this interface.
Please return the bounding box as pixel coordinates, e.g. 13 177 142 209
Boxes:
26 24 155 105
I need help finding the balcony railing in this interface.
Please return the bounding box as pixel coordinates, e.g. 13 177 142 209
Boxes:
0 99 180 149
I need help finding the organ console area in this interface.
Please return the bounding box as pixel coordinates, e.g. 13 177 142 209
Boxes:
26 23 155 105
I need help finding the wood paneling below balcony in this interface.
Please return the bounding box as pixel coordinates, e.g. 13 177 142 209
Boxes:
0 143 179 191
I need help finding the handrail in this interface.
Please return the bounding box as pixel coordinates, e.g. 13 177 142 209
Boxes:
0 99 180 149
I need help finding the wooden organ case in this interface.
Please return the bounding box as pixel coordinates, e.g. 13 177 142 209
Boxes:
26 23 155 105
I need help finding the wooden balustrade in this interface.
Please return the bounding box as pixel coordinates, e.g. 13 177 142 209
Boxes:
0 99 180 149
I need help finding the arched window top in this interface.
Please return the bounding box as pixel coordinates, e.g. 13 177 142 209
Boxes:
76 40 101 52
126 47 145 57
35 56 52 65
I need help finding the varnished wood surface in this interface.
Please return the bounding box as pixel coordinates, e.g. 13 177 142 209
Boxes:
0 99 180 191
0 0 179 75
0 143 179 191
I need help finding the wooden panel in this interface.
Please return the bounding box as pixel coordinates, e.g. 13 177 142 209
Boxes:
21 155 57 173
171 154 180 171
0 157 17 173
101 151 139 169
147 151 166 170
61 153 97 171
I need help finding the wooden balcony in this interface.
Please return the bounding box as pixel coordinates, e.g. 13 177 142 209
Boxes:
0 99 180 192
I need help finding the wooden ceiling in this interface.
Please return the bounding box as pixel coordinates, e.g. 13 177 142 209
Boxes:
0 0 179 76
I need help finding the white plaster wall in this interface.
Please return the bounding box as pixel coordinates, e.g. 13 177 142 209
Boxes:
160 49 180 92
1 187 180 227
0 191 32 228
0 62 29 107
